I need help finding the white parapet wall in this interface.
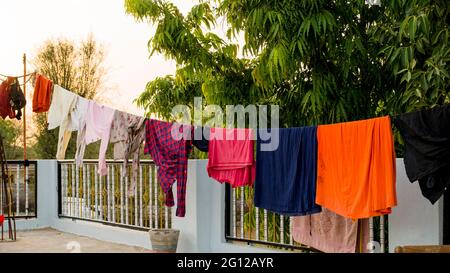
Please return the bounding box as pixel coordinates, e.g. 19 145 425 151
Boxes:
11 159 445 253
388 159 444 252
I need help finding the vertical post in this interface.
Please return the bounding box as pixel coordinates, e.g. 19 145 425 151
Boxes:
16 165 20 215
125 167 129 225
135 167 138 226
82 164 86 218
369 217 374 253
232 188 236 238
380 215 385 253
149 165 153 229
112 165 116 223
264 209 268 242
62 164 66 216
153 166 158 228
240 187 244 239
106 165 111 222
71 165 75 217
120 165 124 224
289 217 294 245
94 164 98 220
97 165 102 221
139 164 143 227
255 207 259 241
280 215 285 244
75 165 80 218
25 164 29 216
87 164 91 219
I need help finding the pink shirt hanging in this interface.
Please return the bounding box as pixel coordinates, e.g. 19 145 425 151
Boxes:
75 101 115 176
207 128 256 187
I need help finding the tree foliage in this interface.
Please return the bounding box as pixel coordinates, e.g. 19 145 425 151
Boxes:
31 36 108 159
126 0 449 129
0 119 22 159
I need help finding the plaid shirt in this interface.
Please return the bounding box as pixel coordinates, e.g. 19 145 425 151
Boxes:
143 119 193 217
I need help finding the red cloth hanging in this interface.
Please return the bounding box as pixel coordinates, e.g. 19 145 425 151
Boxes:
0 79 16 120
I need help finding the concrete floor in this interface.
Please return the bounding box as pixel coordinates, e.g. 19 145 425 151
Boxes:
0 228 153 253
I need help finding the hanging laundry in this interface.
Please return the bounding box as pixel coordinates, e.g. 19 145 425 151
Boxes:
316 116 397 219
291 208 370 253
47 85 78 159
254 127 321 216
0 79 15 120
32 74 53 113
75 101 115 176
393 104 450 204
207 128 256 188
8 79 26 120
193 126 209 152
144 119 193 217
109 110 145 197
67 95 89 132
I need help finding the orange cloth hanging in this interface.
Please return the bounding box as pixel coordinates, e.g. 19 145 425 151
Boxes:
32 74 53 113
315 116 397 219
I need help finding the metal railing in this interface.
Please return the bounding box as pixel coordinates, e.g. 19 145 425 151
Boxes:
0 161 37 218
225 185 388 253
58 160 171 231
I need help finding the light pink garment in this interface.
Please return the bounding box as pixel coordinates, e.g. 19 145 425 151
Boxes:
75 101 115 176
207 128 256 187
291 208 370 253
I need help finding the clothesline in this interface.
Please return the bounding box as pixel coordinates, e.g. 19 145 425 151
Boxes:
0 71 36 87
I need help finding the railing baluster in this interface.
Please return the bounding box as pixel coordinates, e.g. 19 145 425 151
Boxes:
165 205 169 229
87 164 91 219
240 187 244 239
120 165 124 224
264 209 268 242
25 165 29 216
75 164 79 218
380 215 385 253
369 217 374 253
16 164 20 215
71 164 75 217
148 165 153 228
82 164 86 218
280 215 285 244
139 164 143 227
289 217 294 245
107 165 111 221
94 164 98 220
232 188 236 238
125 167 129 225
154 165 158 228
97 165 103 221
62 164 67 216
255 207 259 241
112 165 116 223
135 167 138 226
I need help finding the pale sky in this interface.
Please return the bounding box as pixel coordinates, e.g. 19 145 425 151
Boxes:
0 0 201 116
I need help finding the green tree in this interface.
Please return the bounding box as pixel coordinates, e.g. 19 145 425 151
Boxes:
125 0 448 129
31 35 108 159
0 119 22 159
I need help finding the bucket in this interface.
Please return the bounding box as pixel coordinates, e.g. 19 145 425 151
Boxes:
148 229 180 253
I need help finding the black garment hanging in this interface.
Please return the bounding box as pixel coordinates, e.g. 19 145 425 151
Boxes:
393 104 450 204
193 126 209 152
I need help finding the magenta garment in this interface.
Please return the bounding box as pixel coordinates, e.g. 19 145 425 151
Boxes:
207 128 256 187
75 101 115 176
291 207 370 253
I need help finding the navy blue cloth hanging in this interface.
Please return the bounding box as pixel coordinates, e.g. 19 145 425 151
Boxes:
193 126 209 152
254 127 322 216
393 104 450 204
